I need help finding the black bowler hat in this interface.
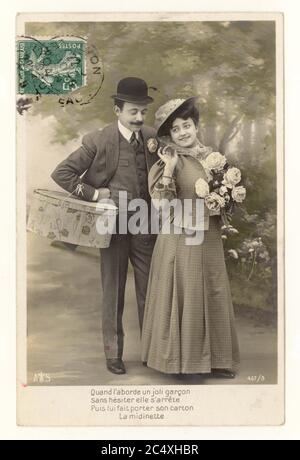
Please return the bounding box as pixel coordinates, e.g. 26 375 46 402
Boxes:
111 77 154 104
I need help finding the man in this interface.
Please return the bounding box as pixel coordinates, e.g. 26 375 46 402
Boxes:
51 77 158 375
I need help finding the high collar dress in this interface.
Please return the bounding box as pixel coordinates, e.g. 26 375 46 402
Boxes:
141 140 240 374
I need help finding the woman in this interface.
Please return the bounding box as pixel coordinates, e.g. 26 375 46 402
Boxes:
141 97 240 377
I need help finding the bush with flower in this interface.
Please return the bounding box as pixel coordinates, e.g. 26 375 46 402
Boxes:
195 151 246 232
227 237 272 281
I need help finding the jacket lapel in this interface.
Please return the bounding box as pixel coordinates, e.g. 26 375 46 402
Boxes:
105 122 120 184
141 126 156 172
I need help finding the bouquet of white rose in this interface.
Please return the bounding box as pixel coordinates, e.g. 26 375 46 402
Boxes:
147 138 246 235
195 152 246 234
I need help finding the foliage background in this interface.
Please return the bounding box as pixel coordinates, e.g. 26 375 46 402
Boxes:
25 20 277 313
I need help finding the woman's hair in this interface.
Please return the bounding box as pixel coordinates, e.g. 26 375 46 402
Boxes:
159 103 200 137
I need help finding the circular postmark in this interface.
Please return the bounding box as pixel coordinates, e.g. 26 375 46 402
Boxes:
16 34 104 113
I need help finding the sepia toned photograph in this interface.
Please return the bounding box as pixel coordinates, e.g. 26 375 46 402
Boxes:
16 12 284 426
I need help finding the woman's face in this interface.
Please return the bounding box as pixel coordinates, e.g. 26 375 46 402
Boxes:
169 117 198 148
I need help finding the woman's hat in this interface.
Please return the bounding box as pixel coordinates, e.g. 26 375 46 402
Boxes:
154 96 199 136
111 77 154 104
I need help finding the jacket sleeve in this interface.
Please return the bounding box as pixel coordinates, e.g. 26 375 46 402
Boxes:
51 132 98 201
148 159 177 202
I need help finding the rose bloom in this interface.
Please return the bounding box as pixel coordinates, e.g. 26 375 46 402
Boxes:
222 167 242 188
228 249 239 259
203 152 227 172
227 227 239 235
147 138 159 153
204 192 226 212
232 185 246 203
219 185 228 196
195 178 209 198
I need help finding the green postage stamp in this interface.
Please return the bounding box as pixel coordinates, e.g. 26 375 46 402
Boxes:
17 37 86 95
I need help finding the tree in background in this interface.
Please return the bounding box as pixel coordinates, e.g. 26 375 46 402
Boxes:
24 20 277 312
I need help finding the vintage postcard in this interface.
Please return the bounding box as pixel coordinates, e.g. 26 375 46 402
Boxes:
16 12 284 426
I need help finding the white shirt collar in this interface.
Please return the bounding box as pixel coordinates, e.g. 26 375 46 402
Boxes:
118 120 140 142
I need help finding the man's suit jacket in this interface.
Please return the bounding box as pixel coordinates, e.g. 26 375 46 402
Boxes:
51 122 158 201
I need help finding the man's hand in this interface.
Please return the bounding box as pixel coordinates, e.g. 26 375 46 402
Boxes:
92 188 111 201
96 188 111 201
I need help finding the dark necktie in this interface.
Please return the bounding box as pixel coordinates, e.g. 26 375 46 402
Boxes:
130 132 140 150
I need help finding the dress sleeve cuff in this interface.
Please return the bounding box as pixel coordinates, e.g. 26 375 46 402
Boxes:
92 189 99 201
154 179 176 193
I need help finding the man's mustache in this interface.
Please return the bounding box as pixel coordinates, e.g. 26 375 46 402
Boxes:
130 121 144 126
